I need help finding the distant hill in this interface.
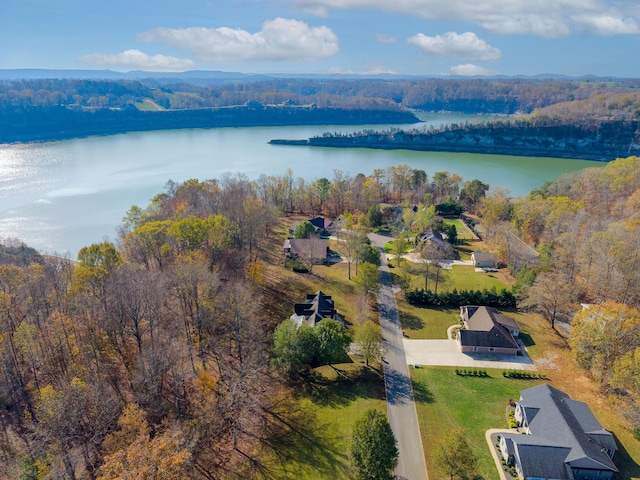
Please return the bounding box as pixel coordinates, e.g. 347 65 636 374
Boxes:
1 74 639 149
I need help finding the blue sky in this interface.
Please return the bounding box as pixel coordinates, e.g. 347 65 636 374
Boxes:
3 0 640 77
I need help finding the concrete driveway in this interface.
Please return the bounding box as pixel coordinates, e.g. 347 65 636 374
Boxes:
403 339 537 371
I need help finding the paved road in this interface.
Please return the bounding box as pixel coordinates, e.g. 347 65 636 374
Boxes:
370 233 428 480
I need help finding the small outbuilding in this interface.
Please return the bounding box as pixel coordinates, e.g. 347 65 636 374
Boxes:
471 251 499 268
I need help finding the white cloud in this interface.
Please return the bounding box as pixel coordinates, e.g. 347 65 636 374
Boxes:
572 14 640 35
293 0 640 37
450 63 497 76
79 50 196 72
376 33 397 44
408 32 501 61
139 18 339 64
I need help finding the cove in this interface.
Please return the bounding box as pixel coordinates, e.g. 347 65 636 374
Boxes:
0 113 604 256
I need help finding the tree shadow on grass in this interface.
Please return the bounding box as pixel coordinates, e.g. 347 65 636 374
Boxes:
260 399 351 479
411 378 435 404
400 312 424 331
519 332 535 347
301 367 385 408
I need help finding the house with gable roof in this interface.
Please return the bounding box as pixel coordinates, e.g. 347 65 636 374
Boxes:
290 291 342 328
457 305 521 355
416 228 445 248
499 384 617 480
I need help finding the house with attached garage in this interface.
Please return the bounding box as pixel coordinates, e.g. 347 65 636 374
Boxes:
499 384 617 480
457 305 521 355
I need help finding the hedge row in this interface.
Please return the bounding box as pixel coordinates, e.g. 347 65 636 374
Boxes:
455 368 489 377
502 370 547 379
404 287 516 308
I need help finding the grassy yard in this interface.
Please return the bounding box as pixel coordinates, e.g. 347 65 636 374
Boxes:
442 218 475 241
412 366 535 479
396 304 459 339
272 362 387 479
394 262 508 294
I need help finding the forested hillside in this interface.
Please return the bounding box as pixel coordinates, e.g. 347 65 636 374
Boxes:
1 159 640 478
2 76 640 145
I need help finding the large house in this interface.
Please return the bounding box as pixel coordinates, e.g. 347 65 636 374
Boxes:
499 384 618 480
283 238 328 263
457 305 521 355
290 291 341 327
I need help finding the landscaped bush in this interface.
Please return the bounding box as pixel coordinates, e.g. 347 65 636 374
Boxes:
507 409 519 428
405 286 516 308
502 369 546 380
455 368 489 377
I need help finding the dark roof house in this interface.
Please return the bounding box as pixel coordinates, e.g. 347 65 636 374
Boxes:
291 291 341 327
289 217 332 236
457 306 521 355
417 228 445 247
499 384 617 480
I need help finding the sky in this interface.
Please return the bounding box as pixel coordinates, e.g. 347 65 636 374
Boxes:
3 0 640 77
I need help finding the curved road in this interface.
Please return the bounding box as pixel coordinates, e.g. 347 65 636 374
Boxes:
370 233 428 480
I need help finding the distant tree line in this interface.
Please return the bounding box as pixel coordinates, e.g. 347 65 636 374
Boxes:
3 76 640 114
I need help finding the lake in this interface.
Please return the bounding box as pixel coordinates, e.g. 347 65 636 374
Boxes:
0 112 603 256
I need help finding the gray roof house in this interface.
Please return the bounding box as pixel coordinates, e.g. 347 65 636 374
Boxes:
458 306 521 355
291 291 341 327
283 238 328 263
499 384 618 480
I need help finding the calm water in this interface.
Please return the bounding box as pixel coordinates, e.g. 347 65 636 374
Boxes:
0 112 603 256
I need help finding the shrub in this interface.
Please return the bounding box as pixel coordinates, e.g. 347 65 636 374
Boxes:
286 259 308 273
633 425 640 442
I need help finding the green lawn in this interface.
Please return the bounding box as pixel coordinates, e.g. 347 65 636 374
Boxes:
412 366 538 480
397 304 459 339
397 263 508 294
272 363 387 479
443 218 475 241
438 265 507 292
